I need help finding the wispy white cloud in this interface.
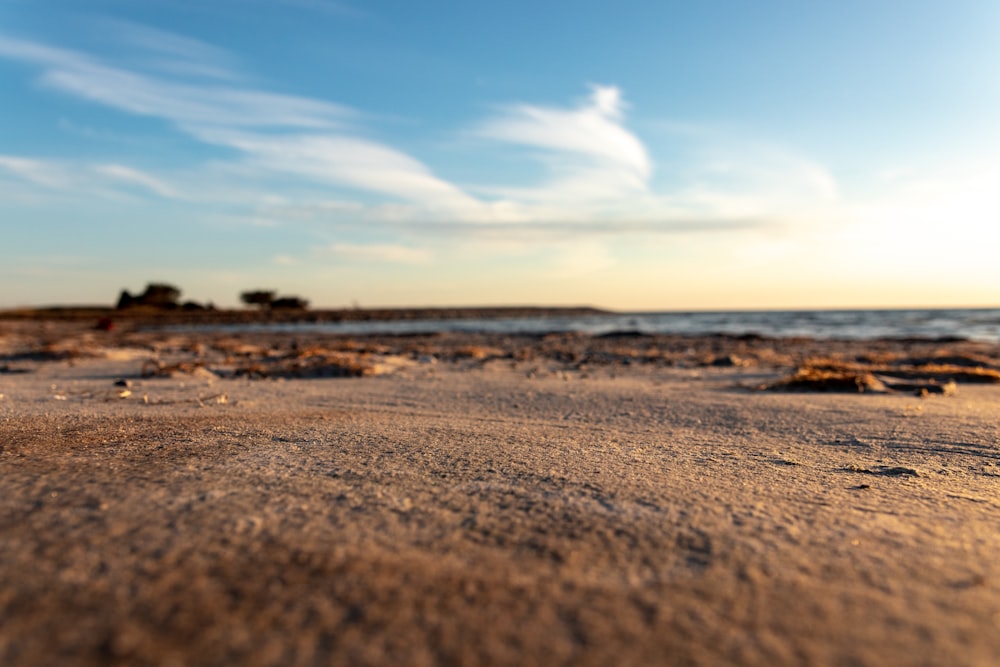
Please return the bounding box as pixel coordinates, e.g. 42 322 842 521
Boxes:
97 18 238 80
0 155 73 188
0 34 499 219
480 85 649 179
0 154 180 199
0 36 350 129
326 242 432 264
188 127 489 214
44 68 348 130
475 85 652 203
92 164 178 198
0 30 842 250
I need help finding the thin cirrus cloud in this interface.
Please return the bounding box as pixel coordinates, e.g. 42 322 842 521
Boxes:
0 28 836 245
92 164 179 199
187 127 490 216
0 155 73 189
0 36 350 129
0 155 178 199
326 243 432 264
0 33 492 218
474 85 653 203
96 18 238 80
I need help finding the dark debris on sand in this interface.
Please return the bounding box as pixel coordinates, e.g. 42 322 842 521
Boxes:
765 355 998 396
3 319 999 398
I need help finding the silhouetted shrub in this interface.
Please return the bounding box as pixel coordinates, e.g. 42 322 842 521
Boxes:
117 283 182 309
240 290 277 309
271 296 309 310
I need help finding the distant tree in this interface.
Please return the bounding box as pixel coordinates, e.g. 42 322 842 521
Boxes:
240 290 277 310
140 283 182 308
116 290 135 310
116 283 182 309
271 296 309 310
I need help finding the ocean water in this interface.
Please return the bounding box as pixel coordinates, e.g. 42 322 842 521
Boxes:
196 308 1000 343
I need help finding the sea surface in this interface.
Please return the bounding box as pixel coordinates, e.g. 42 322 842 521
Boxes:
185 308 1000 343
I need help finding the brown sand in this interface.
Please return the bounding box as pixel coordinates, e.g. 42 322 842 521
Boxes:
1 322 999 666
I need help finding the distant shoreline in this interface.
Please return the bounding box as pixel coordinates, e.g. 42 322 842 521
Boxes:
3 305 998 343
0 305 612 326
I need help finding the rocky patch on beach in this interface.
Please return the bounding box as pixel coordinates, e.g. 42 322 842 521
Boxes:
3 321 999 397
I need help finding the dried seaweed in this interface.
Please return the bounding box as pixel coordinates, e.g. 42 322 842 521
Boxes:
767 366 890 393
454 345 506 360
766 356 996 396
877 365 1000 384
845 464 919 477
877 377 958 397
234 351 404 379
141 359 217 379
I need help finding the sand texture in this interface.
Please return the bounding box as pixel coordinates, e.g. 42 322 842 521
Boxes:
2 322 999 666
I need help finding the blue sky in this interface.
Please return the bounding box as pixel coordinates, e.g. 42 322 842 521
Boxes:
2 0 998 309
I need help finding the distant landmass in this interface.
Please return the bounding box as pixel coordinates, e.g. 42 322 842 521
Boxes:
0 305 612 326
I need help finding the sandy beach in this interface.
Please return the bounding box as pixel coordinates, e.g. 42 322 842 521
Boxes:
2 320 999 666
